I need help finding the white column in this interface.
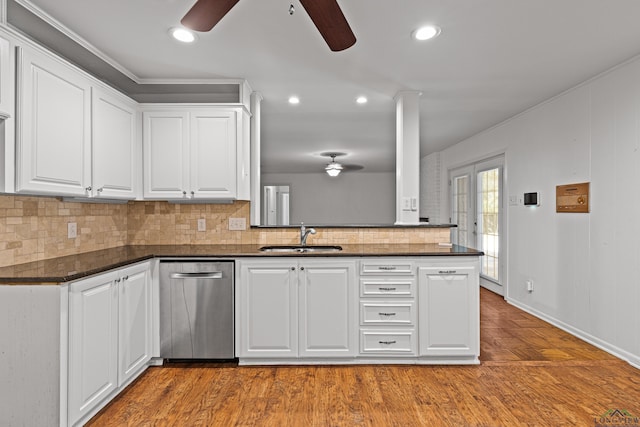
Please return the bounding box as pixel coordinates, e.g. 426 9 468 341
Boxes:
250 92 263 225
395 91 421 224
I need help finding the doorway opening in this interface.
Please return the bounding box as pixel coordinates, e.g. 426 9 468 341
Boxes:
450 155 505 295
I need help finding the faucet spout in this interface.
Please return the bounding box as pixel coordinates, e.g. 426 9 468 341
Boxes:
300 222 316 246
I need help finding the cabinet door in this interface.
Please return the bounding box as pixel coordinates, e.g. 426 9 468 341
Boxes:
143 111 189 198
92 87 138 199
0 34 11 118
418 266 479 357
190 109 237 199
299 261 357 357
68 272 119 425
118 263 151 386
16 46 92 196
238 261 298 357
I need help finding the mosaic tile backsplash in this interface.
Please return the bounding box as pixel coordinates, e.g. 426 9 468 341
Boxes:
0 195 450 267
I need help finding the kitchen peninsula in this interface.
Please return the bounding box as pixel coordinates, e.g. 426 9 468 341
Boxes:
0 234 482 427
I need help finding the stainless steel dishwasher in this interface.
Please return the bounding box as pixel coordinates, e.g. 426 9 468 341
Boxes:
159 260 234 360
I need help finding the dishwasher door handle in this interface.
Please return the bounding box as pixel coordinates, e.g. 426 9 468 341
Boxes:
170 272 223 279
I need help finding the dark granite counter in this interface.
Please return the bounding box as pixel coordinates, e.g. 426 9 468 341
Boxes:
253 223 455 229
0 244 483 285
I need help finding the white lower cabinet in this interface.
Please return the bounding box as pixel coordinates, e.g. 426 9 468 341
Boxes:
68 273 119 425
68 262 151 426
237 259 357 360
237 256 481 365
418 262 480 358
359 259 417 357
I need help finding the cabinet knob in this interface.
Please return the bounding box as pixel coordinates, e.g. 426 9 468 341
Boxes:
183 191 187 196
123 275 129 281
97 187 103 193
191 191 195 196
85 186 92 192
291 267 295 271
300 266 305 271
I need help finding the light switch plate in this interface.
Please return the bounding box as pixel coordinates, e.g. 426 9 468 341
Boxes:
197 218 206 232
509 195 518 206
228 218 246 231
67 222 77 239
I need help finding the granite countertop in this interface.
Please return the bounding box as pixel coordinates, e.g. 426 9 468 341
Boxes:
0 244 483 285
253 223 456 229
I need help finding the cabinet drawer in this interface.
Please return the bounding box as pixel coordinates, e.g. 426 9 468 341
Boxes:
360 302 415 325
360 261 414 275
360 330 416 354
360 279 415 297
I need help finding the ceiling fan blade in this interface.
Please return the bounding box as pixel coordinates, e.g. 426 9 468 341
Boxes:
181 0 240 32
299 0 356 52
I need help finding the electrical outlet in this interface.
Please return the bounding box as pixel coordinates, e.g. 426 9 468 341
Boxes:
228 218 246 231
67 222 77 239
197 218 206 232
402 197 411 211
526 280 534 293
509 195 518 206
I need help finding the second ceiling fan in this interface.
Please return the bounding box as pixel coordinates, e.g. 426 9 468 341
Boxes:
180 0 357 51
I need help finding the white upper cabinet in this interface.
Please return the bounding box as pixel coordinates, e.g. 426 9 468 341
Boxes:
16 45 92 196
15 43 140 199
143 106 249 201
190 109 237 198
92 87 139 199
0 33 12 118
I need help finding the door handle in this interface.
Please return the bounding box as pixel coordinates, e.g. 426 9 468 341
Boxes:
170 272 223 279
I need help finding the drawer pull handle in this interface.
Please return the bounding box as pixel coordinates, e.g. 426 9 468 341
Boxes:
438 270 457 274
379 312 397 316
379 340 397 345
378 266 396 270
379 287 396 291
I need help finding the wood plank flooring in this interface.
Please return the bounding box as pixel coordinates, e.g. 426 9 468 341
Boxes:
87 289 640 426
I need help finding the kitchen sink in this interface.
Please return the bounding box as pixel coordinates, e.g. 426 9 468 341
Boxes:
259 245 343 253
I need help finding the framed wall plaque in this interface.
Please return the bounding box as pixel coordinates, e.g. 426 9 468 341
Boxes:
556 182 589 213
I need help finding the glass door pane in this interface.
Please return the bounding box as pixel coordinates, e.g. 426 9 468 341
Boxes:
450 168 475 247
477 167 501 282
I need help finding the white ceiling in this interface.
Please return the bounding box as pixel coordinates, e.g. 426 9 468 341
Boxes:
21 0 640 173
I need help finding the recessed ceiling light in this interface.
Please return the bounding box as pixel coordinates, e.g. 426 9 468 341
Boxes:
356 96 368 104
170 27 197 43
288 96 300 105
413 25 441 41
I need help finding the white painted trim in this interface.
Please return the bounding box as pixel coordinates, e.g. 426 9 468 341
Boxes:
506 297 640 370
0 0 6 25
136 77 248 85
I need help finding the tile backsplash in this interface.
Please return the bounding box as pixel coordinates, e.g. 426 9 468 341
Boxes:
0 195 450 267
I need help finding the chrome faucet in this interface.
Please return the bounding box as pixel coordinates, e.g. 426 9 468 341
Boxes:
300 222 316 246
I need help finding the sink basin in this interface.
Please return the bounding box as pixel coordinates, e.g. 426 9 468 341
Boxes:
259 245 343 253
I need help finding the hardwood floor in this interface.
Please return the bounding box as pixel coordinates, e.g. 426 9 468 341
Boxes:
87 289 640 426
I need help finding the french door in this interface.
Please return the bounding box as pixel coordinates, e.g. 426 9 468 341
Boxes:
450 156 504 295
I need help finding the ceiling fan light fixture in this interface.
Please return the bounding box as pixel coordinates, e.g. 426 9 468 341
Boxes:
413 25 441 41
169 27 197 43
288 96 300 105
356 96 368 104
325 154 343 177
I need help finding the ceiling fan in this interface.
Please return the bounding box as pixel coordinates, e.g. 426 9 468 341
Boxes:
180 0 356 51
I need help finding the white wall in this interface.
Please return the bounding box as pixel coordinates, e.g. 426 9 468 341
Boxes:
436 56 640 367
262 172 395 225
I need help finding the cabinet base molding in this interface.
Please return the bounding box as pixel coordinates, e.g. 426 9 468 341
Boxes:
238 356 479 366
